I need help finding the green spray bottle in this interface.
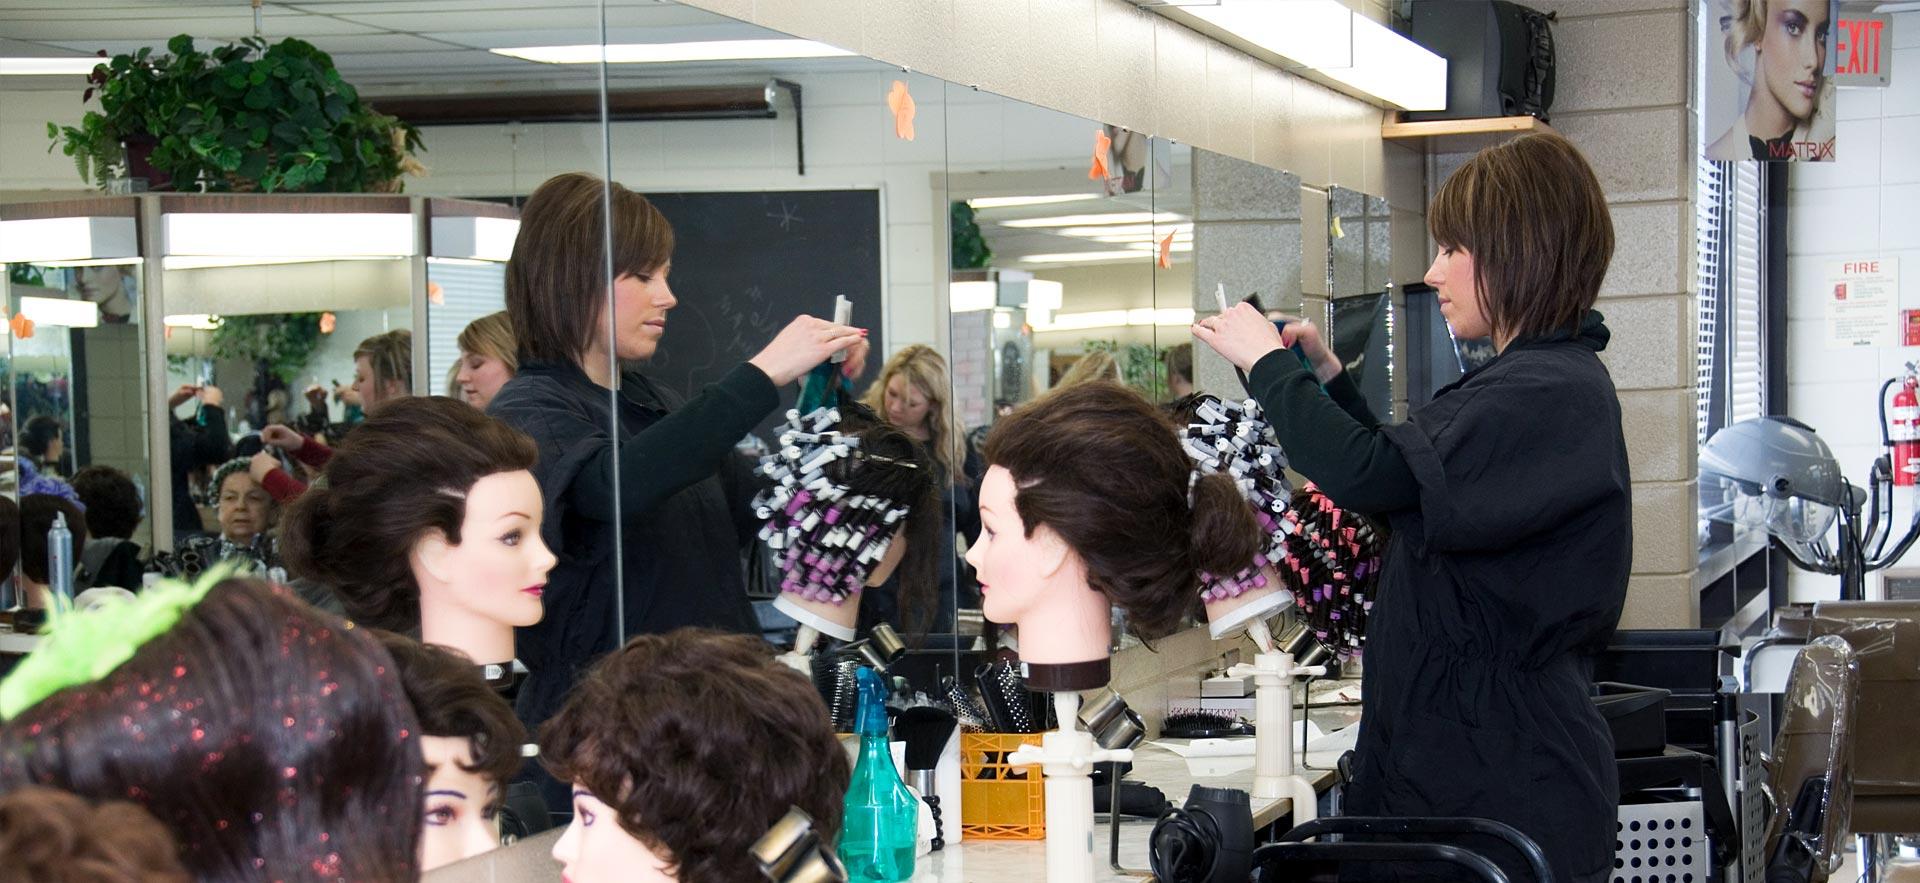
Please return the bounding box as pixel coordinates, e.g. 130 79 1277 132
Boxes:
839 666 917 881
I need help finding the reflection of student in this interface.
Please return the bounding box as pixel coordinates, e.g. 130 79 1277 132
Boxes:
166 384 231 541
19 416 66 479
453 312 518 411
71 465 146 591
1706 0 1833 161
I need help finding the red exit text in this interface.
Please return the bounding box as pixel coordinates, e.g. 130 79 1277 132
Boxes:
1837 17 1885 75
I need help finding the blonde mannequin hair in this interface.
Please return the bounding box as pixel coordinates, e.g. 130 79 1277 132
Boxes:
862 345 967 486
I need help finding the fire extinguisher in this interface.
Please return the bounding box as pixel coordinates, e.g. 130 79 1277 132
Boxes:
1890 364 1920 487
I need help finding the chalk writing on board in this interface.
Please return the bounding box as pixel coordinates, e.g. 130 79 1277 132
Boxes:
767 200 805 231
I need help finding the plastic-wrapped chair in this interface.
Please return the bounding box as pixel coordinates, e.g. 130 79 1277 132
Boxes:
1763 634 1859 883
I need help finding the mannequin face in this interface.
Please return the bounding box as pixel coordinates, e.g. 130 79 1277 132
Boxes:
966 465 1071 625
415 470 556 630
217 470 273 545
418 736 500 872
552 787 676 883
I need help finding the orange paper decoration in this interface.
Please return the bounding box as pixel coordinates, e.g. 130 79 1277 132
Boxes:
319 312 337 334
1089 128 1113 181
1157 231 1175 269
10 313 34 340
427 281 446 305
887 80 916 141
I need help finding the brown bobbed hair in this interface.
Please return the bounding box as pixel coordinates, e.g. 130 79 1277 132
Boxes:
983 381 1262 639
0 786 192 883
355 329 414 400
281 396 538 632
375 631 528 808
540 629 850 883
1428 132 1615 344
0 578 425 882
507 172 675 365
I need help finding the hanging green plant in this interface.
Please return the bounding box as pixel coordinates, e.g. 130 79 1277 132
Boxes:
950 201 994 270
208 313 326 385
48 35 424 193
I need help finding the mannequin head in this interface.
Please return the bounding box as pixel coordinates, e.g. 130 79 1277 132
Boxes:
377 632 529 872
0 577 424 881
1173 395 1297 640
0 787 190 883
282 397 546 659
541 629 849 883
762 404 939 639
972 382 1263 646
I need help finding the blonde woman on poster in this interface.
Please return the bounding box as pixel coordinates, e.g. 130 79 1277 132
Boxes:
1706 0 1837 161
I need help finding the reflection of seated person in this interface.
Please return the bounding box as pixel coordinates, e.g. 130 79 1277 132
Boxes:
148 458 282 580
167 384 231 540
18 495 88 611
20 416 67 479
1056 350 1121 389
539 629 849 878
71 465 146 591
1164 342 1194 399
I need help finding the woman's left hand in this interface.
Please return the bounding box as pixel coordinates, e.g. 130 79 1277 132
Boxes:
1192 303 1284 372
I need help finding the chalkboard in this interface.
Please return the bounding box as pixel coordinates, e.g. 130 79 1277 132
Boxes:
642 190 884 440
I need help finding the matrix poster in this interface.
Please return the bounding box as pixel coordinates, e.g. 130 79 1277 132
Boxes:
1703 0 1840 162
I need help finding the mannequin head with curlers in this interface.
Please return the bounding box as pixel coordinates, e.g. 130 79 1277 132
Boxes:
282 396 553 668
759 403 939 644
970 381 1264 691
1175 394 1299 645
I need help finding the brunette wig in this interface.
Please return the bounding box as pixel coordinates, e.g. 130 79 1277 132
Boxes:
982 381 1263 639
540 629 849 883
280 396 537 632
0 578 425 882
375 631 528 807
0 786 192 883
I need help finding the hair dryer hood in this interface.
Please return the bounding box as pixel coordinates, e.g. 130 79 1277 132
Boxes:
1700 416 1845 543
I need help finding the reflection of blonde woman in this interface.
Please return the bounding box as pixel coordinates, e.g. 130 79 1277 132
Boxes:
1057 350 1120 389
863 344 969 486
1706 0 1834 161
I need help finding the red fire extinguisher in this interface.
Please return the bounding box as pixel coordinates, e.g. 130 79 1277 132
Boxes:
1892 364 1920 486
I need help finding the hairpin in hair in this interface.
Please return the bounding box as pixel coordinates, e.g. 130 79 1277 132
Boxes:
0 562 238 720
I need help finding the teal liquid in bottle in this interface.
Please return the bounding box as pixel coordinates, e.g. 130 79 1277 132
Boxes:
839 666 918 882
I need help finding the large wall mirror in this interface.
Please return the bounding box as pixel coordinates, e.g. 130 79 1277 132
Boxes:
0 0 1412 823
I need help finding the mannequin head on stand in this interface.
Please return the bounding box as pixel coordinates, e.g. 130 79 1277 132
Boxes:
971 381 1260 688
376 631 529 872
282 397 550 666
540 629 850 883
0 575 425 881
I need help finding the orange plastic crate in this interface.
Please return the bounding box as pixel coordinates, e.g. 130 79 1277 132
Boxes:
959 732 1046 840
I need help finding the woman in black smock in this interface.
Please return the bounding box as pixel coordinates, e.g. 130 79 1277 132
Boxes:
483 174 863 813
1193 133 1630 883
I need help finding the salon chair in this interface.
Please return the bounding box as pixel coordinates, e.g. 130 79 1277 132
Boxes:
1762 635 1858 883
1772 602 1920 881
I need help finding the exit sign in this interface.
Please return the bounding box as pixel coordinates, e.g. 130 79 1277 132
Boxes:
1834 13 1892 87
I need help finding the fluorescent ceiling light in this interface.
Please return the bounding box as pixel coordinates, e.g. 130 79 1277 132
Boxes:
0 216 139 264
1000 212 1185 229
161 255 404 271
28 257 143 268
1018 251 1156 264
1090 232 1194 244
1182 0 1446 111
968 194 1105 210
1055 223 1193 238
1027 279 1064 311
163 314 221 330
0 57 103 76
950 281 997 312
1031 307 1196 333
163 213 415 259
430 216 519 262
20 296 100 329
1127 240 1195 253
492 39 855 65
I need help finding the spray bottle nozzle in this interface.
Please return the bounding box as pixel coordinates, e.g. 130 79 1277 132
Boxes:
854 666 890 737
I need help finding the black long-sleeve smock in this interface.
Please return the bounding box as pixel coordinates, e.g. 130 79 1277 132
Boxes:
168 405 231 540
487 360 775 738
1246 312 1630 883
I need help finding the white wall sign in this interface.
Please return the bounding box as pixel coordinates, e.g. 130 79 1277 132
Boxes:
1826 257 1899 348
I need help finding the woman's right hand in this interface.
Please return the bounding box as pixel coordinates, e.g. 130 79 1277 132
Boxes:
260 425 305 452
747 316 865 386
